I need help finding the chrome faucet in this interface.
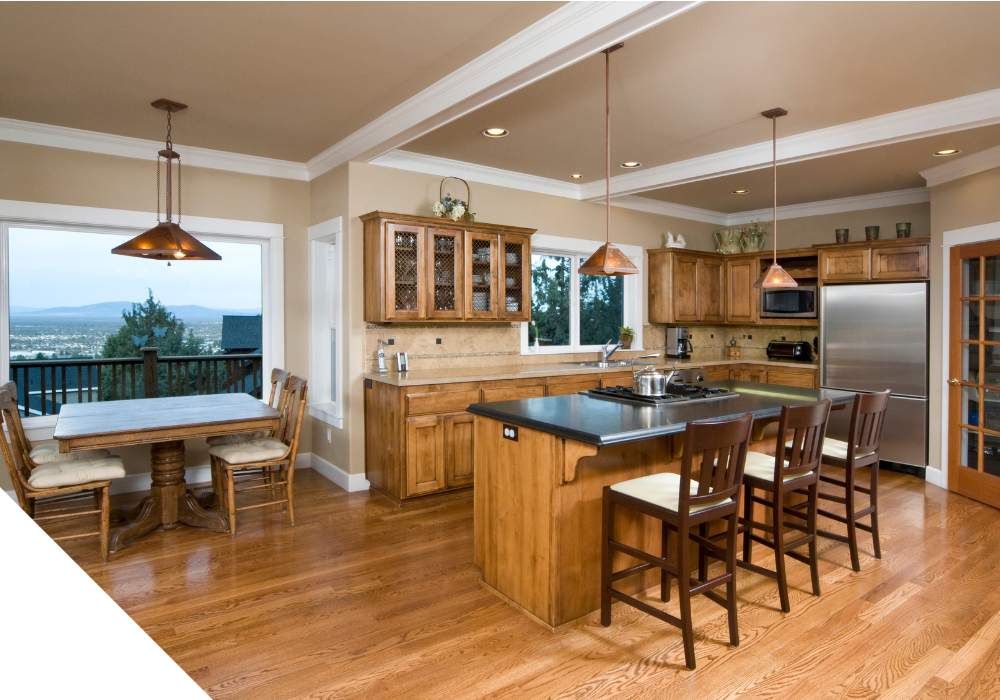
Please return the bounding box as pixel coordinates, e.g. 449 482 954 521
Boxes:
602 339 624 363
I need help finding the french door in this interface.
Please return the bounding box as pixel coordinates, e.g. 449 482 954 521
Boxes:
949 241 1000 508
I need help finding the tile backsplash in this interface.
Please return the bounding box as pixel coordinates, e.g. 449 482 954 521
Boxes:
686 325 818 351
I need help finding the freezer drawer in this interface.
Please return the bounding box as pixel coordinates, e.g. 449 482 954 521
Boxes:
824 394 927 468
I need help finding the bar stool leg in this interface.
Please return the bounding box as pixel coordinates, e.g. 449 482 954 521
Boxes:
845 466 861 572
772 494 791 614
808 482 821 596
725 511 739 647
677 523 696 670
698 522 709 583
870 463 882 560
661 520 672 602
601 490 613 627
742 485 754 563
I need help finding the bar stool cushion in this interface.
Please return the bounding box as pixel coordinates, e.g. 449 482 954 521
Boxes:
784 438 874 461
611 472 732 513
209 438 289 465
206 431 269 446
744 451 810 482
29 443 111 465
27 456 125 489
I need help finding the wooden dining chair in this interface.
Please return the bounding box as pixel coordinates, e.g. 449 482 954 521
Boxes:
209 376 307 537
206 368 290 446
739 399 831 613
601 413 754 670
0 388 125 562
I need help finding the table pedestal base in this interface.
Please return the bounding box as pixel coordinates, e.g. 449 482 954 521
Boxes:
109 439 228 553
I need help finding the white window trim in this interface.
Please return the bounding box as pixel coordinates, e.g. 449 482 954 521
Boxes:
307 217 343 429
521 234 643 356
0 199 284 433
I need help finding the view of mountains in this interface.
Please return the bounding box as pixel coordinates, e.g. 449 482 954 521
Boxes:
10 301 261 319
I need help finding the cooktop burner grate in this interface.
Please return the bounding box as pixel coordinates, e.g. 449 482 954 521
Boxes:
586 384 738 406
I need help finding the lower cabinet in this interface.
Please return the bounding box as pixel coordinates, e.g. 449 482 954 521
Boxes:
405 415 447 496
444 413 475 488
725 363 817 388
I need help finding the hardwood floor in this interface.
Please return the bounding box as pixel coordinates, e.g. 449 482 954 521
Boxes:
55 468 1000 700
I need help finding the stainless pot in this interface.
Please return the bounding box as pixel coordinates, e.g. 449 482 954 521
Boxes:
631 354 676 396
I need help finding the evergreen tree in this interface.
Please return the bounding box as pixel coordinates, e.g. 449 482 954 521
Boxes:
529 256 571 346
101 290 206 359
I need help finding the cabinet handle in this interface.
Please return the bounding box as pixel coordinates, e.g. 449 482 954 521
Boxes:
948 378 960 386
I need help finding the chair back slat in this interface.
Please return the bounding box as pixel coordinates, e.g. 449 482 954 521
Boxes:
268 368 291 410
1 380 32 453
849 390 891 460
0 388 32 509
681 412 754 512
777 399 832 481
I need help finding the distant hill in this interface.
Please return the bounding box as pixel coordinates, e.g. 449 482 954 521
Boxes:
10 301 261 319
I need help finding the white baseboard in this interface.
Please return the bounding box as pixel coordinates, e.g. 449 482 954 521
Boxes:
924 466 946 489
308 452 370 492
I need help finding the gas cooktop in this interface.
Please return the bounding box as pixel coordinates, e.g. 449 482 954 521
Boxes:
586 384 738 406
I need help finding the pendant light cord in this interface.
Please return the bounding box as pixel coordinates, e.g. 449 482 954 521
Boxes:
772 114 777 267
606 48 611 246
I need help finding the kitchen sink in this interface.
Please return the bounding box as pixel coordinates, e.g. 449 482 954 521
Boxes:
561 360 633 368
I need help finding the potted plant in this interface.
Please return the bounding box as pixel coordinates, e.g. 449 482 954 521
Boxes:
619 326 634 349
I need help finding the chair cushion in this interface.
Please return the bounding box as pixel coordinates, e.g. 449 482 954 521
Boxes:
209 438 289 465
611 472 732 514
27 456 125 489
205 431 269 446
785 438 874 461
29 443 111 465
744 451 811 483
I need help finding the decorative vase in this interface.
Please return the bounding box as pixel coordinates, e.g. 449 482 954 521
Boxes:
619 333 633 349
865 226 880 241
714 229 742 254
741 230 765 252
835 228 849 244
896 222 911 238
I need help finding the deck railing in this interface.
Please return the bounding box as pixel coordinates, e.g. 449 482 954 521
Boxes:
8 349 263 417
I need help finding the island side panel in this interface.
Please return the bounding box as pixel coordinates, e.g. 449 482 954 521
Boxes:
474 415 561 625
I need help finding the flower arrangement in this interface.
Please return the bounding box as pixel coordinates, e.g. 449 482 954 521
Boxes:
433 193 475 222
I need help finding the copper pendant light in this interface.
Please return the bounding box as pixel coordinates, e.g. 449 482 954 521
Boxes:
753 107 796 288
112 99 221 262
579 44 639 276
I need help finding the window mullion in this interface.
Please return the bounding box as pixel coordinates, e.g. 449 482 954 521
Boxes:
571 256 581 350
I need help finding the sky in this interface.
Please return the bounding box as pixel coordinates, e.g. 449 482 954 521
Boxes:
8 228 262 310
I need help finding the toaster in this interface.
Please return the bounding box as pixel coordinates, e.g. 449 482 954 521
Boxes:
765 340 814 362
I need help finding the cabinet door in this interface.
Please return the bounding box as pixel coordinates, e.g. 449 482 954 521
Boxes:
405 416 446 496
444 412 475 488
725 259 758 323
820 248 871 282
648 251 673 324
672 254 701 321
767 368 817 389
728 367 744 381
699 258 725 321
498 234 531 321
704 366 731 382
744 366 768 383
465 232 498 319
426 228 464 319
872 244 928 280
385 224 426 320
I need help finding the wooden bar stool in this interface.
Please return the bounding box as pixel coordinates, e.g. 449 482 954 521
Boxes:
601 413 753 670
809 390 891 571
739 400 831 613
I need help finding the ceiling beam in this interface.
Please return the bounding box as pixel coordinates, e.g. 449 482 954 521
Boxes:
920 143 1000 187
305 0 702 179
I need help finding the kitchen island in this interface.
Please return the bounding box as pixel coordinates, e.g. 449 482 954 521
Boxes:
467 381 854 629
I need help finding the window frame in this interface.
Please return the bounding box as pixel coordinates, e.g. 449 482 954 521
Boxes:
521 234 643 355
0 199 284 433
307 217 343 429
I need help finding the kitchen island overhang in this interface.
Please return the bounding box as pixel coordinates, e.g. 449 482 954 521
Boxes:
468 381 856 629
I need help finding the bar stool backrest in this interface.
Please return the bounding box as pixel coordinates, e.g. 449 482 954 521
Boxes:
680 412 754 513
848 390 891 464
776 399 833 482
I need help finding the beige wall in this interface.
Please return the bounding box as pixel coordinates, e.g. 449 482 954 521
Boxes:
0 141 311 492
928 167 1000 475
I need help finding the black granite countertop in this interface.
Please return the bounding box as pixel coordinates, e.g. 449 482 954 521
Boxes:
466 381 856 446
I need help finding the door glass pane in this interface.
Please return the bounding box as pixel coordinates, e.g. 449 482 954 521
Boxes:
985 345 1000 387
503 242 523 314
963 343 980 383
962 385 980 426
432 234 457 312
984 389 1000 432
985 301 1000 341
470 240 492 311
963 301 981 340
964 257 981 297
985 433 1000 476
579 265 624 346
986 256 1000 296
961 428 978 468
394 231 419 311
530 255 570 346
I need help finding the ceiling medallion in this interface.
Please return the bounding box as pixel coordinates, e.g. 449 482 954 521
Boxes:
112 99 221 263
754 108 796 289
579 44 638 277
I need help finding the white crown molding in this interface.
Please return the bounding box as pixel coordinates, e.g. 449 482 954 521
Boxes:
306 1 701 178
369 149 582 199
920 144 1000 187
724 187 930 225
579 88 1000 200
611 195 728 225
0 116 310 181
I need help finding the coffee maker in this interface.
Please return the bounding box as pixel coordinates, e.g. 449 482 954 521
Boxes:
666 327 693 359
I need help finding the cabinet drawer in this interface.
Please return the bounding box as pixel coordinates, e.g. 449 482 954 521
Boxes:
545 376 602 396
600 372 633 388
767 369 816 389
872 245 928 280
481 384 545 402
704 366 731 382
406 389 480 416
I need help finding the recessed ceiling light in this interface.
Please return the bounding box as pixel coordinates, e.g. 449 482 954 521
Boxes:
732 189 749 194
620 162 642 168
571 173 582 179
482 128 508 138
933 148 961 156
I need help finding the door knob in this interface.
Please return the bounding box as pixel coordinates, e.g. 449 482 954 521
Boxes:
948 378 960 385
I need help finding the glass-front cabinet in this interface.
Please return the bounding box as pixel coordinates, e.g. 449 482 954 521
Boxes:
499 234 531 322
427 228 464 319
384 223 425 320
465 232 497 320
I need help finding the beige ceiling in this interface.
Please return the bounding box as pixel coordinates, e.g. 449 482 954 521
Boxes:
404 2 1000 182
0 1 562 162
637 124 1000 214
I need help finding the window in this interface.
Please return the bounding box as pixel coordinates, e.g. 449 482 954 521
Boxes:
521 235 642 354
308 217 343 429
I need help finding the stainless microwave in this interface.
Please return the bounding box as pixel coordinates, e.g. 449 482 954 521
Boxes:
760 286 817 318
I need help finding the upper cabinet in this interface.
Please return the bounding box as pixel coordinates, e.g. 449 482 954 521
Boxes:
817 240 928 284
362 212 534 323
648 250 725 324
725 258 758 324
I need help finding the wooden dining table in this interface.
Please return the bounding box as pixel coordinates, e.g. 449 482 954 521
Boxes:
54 393 281 552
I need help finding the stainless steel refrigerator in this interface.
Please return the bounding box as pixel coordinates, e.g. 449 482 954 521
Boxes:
820 282 929 469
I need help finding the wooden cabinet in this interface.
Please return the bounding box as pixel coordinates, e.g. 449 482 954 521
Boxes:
744 366 768 383
872 244 928 280
362 212 534 323
725 258 759 323
820 247 870 282
704 366 730 382
444 413 475 488
726 363 817 388
648 250 727 324
700 257 725 322
405 416 447 496
818 240 928 283
546 375 602 396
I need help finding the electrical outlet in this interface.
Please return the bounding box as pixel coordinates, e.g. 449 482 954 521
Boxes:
326 429 332 443
436 338 442 344
502 424 519 441
747 334 752 340
387 339 394 345
781 336 786 340
710 334 714 338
